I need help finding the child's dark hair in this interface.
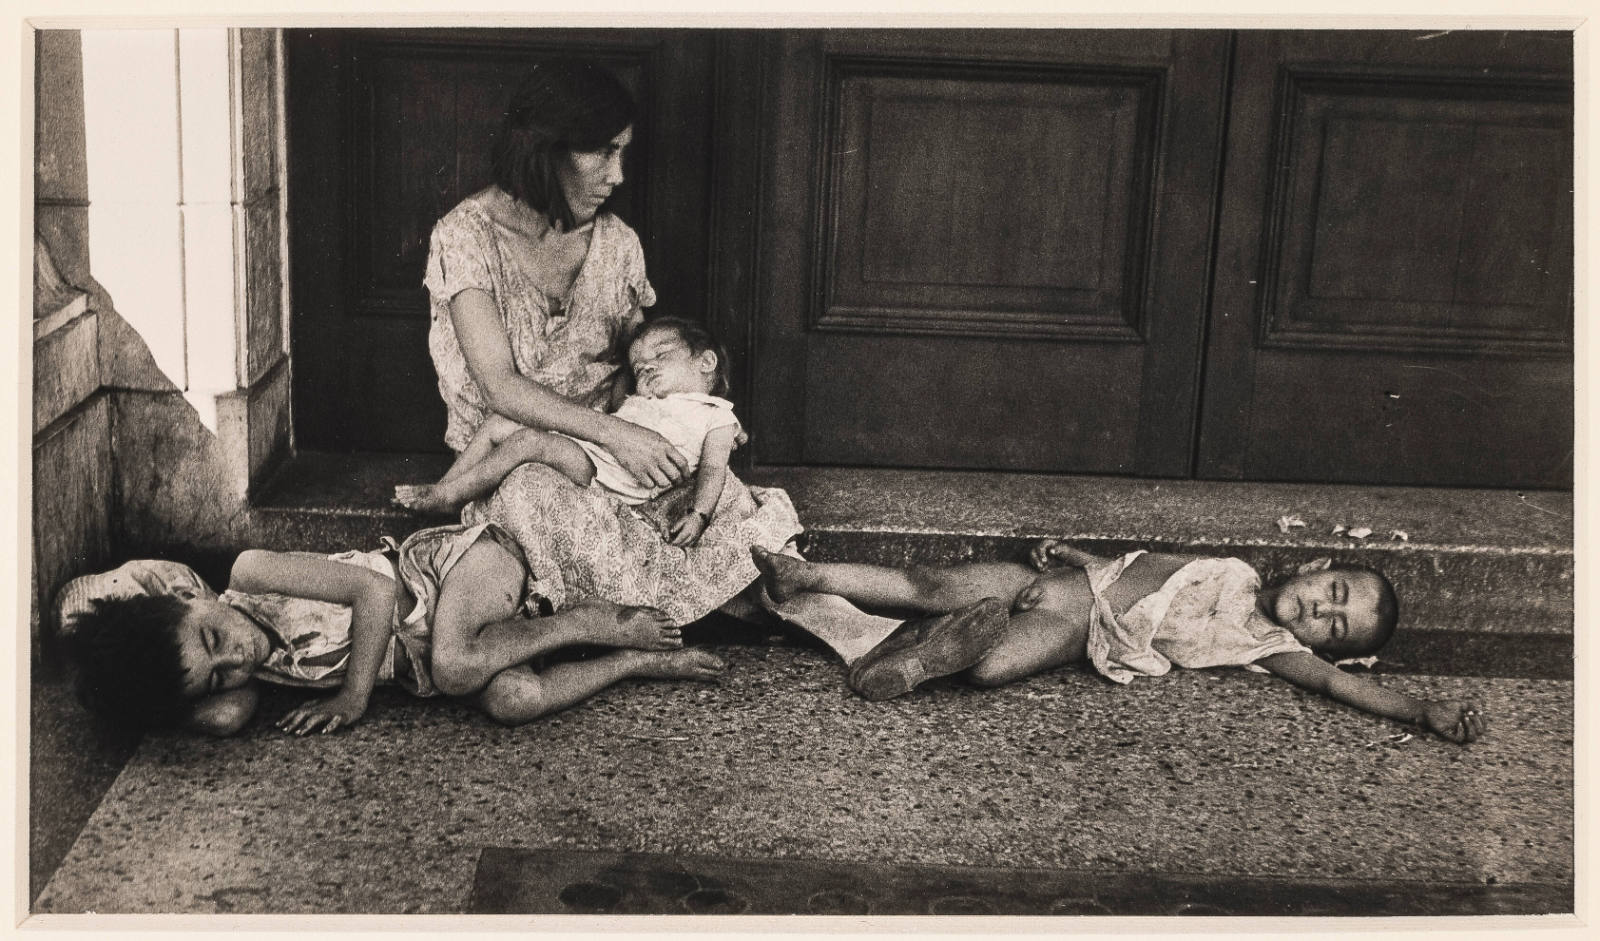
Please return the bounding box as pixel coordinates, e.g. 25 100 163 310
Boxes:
491 60 637 233
634 316 731 397
62 595 192 731
1331 564 1400 657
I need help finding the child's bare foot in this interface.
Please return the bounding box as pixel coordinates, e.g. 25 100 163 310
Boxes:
628 648 726 681
749 546 813 604
567 597 684 650
393 483 460 514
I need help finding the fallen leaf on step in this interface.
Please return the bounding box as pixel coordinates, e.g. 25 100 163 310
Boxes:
1346 527 1373 539
1276 514 1307 534
1332 524 1347 535
1390 530 1409 542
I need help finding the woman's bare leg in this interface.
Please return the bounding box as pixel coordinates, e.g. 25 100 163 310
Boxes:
429 537 684 698
474 650 726 726
397 430 596 514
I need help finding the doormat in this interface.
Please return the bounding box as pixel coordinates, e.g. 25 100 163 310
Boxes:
469 846 1570 916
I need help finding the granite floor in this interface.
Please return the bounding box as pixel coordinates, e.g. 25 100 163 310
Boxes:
31 627 1572 918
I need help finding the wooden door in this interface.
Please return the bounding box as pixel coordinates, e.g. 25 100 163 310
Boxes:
752 30 1231 474
287 28 715 452
1197 30 1573 488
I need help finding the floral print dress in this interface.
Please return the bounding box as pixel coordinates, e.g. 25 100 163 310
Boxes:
424 192 801 624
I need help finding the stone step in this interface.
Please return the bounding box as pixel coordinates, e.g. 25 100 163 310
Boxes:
246 454 1573 637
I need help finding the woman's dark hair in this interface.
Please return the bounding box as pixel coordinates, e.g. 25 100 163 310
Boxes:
632 316 731 397
492 60 637 232
64 594 192 731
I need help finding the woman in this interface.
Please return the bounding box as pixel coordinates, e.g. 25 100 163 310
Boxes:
420 61 979 696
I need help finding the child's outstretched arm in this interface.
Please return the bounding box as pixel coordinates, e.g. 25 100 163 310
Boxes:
1258 650 1487 743
229 549 398 735
668 424 740 547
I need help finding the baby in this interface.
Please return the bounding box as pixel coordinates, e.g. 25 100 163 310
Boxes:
57 523 724 737
396 317 740 547
751 540 1486 744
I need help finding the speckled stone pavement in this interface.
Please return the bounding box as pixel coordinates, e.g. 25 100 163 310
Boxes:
33 637 1571 916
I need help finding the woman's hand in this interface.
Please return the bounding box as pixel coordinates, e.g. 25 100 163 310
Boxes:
277 692 368 736
1422 700 1488 744
605 420 690 490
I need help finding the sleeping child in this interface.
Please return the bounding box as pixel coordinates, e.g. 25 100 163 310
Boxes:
57 523 723 737
396 317 740 547
750 540 1486 743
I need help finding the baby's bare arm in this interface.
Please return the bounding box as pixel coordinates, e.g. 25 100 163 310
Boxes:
668 425 740 547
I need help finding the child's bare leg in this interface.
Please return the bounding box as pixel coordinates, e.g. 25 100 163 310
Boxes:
430 538 682 698
397 430 596 514
965 569 1094 688
473 650 726 726
751 546 1036 612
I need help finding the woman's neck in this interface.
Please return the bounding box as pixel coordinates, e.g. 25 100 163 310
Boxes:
494 188 595 239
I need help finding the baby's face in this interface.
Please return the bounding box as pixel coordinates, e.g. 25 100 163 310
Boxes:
628 329 716 398
1271 569 1384 656
173 597 271 698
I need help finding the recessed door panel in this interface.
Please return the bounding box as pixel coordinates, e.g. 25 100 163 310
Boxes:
756 30 1230 474
1198 30 1573 487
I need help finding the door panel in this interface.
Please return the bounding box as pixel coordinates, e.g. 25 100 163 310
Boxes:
287 28 713 452
755 30 1230 474
1198 31 1573 487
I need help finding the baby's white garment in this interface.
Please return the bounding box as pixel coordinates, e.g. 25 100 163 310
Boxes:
573 392 741 505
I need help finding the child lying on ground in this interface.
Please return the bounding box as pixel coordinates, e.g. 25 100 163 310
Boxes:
396 317 741 547
750 540 1486 743
58 523 723 737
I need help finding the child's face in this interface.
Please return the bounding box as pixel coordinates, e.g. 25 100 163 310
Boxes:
628 329 717 398
173 597 271 698
1270 569 1384 656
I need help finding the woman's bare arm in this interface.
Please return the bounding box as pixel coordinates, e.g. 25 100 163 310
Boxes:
450 289 686 489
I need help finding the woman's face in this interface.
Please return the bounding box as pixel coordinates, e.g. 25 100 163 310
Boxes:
558 125 632 226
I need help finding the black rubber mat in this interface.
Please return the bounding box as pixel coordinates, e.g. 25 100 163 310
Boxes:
469 846 1571 916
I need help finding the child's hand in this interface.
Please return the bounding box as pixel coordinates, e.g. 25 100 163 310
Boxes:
1422 700 1487 744
1029 539 1072 571
277 692 368 736
667 510 710 547
1013 577 1048 613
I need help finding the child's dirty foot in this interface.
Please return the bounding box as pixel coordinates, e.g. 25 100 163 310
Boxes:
393 483 457 514
632 648 726 681
569 597 684 650
750 546 811 604
847 597 1010 702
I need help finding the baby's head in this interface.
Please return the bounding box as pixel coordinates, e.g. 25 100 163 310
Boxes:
1266 564 1398 659
627 317 729 399
63 590 271 730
